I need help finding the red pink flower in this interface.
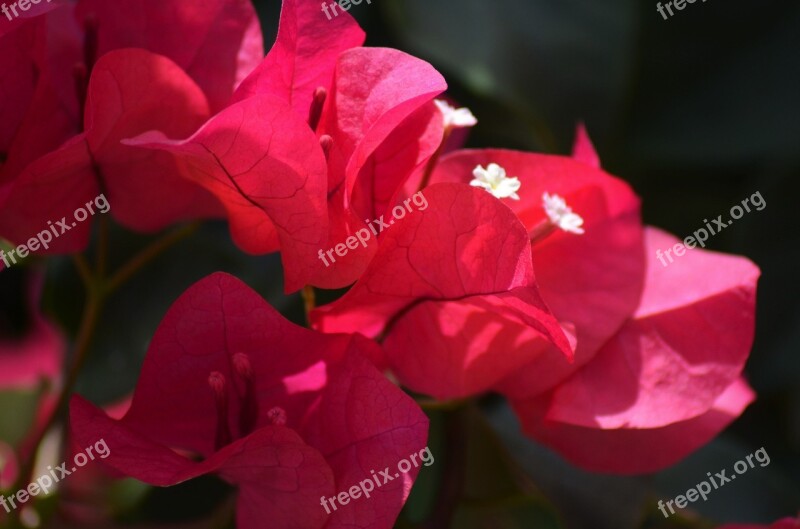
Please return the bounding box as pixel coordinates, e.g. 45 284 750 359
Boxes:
70 273 428 529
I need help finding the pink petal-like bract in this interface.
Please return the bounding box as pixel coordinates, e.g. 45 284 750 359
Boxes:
511 227 760 474
76 0 263 111
571 122 601 169
0 266 63 388
312 183 573 399
307 48 447 288
426 148 645 397
0 0 261 249
70 273 428 529
232 0 365 113
0 49 224 252
127 94 329 293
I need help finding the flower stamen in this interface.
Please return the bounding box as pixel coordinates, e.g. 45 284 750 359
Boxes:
530 192 586 243
470 163 521 200
434 99 477 129
233 353 259 437
208 371 232 450
308 86 328 131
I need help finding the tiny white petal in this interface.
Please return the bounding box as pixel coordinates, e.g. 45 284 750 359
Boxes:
542 192 585 234
470 164 522 200
435 99 478 128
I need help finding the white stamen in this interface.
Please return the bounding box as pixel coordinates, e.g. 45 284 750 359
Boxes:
470 163 521 200
435 99 477 129
542 192 585 234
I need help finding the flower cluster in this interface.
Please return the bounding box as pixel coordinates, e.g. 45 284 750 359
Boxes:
0 0 766 527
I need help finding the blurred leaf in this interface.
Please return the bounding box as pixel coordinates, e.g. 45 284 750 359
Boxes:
459 405 561 527
382 0 637 151
382 0 800 166
108 478 151 515
462 405 528 502
405 404 563 528
0 389 39 445
484 399 650 529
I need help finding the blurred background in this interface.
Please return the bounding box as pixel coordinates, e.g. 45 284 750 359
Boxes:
2 0 798 527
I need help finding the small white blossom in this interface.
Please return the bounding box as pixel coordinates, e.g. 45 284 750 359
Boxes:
470 163 521 200
542 192 585 234
435 99 477 128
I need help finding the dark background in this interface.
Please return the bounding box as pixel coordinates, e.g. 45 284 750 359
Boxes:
2 0 798 527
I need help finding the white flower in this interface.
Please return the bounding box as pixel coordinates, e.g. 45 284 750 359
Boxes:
435 99 478 128
542 192 585 234
470 163 521 200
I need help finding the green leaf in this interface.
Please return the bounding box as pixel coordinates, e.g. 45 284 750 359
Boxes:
0 388 40 445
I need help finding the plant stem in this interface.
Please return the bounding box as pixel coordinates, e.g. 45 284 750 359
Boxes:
96 214 109 278
5 290 103 527
105 222 198 294
422 405 468 529
71 254 93 288
301 285 316 326
417 128 453 192
416 397 470 412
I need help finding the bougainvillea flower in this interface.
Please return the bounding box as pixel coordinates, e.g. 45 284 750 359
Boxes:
571 123 601 169
718 518 800 529
230 0 364 114
70 273 428 529
60 396 132 525
422 148 646 397
128 92 329 292
75 0 262 113
510 226 759 473
516 378 753 474
307 49 446 288
0 49 224 253
340 145 644 399
0 266 63 389
234 0 447 288
318 128 760 472
0 0 261 252
0 0 68 39
0 16 71 182
312 183 573 399
129 0 447 291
